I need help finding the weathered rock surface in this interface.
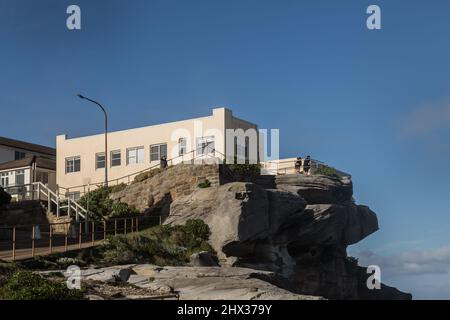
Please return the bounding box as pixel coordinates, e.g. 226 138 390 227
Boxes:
275 175 353 204
110 164 220 214
166 175 410 300
130 264 322 300
45 264 322 300
190 251 219 267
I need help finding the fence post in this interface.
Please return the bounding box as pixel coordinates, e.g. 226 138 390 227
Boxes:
124 219 127 235
103 220 107 240
65 223 68 252
114 219 117 236
91 221 95 245
78 222 82 249
49 225 53 254
159 215 162 226
12 227 16 261
68 199 71 219
31 225 35 258
131 218 134 233
136 217 139 232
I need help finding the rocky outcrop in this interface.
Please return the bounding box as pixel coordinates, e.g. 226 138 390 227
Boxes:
275 175 353 204
47 264 323 300
166 175 411 300
110 164 220 215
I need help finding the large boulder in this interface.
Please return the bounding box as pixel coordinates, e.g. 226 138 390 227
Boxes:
167 182 377 272
166 178 410 300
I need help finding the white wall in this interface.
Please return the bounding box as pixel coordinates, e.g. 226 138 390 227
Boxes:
56 107 260 193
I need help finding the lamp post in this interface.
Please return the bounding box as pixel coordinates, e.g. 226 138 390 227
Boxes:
77 94 108 187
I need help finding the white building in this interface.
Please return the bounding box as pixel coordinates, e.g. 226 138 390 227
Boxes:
0 137 56 200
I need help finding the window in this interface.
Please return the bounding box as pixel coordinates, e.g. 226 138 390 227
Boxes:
15 151 26 160
150 143 167 162
179 138 187 156
196 136 215 156
66 192 81 201
15 170 25 185
0 173 9 187
66 156 81 173
96 153 106 169
127 147 144 165
111 150 121 167
36 171 49 184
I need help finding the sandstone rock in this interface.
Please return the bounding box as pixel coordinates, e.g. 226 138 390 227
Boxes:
81 265 135 283
190 251 219 267
124 264 323 300
275 174 353 204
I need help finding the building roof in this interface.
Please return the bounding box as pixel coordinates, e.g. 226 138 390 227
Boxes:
0 156 56 171
0 136 55 156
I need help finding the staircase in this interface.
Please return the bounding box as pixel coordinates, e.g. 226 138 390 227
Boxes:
3 182 88 223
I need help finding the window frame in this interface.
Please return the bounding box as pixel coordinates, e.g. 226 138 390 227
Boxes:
65 156 81 174
178 138 187 156
110 150 121 167
14 151 26 160
15 169 25 186
126 147 144 166
0 172 9 187
196 136 215 156
95 152 106 170
150 143 168 162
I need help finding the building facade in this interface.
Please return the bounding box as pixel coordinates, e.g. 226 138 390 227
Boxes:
56 108 259 197
0 136 56 164
0 137 56 200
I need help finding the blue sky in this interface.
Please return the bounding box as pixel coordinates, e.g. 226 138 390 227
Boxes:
1 0 450 299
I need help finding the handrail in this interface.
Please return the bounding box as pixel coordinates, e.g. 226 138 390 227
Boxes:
4 182 87 221
58 144 226 193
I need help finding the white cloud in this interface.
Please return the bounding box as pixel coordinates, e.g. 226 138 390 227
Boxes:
399 99 450 137
354 245 450 278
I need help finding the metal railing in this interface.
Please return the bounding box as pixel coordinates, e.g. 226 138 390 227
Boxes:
3 182 87 221
58 145 227 198
0 215 160 261
260 158 326 175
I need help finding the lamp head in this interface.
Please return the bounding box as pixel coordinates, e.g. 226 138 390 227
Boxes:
77 94 85 99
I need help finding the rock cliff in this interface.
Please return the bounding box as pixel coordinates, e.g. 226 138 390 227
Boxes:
165 174 411 300
111 167 411 300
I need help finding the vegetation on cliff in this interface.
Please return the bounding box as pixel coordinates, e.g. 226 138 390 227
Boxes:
78 185 138 220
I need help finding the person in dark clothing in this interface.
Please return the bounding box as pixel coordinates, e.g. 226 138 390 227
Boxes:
295 157 302 174
160 155 168 169
303 155 311 175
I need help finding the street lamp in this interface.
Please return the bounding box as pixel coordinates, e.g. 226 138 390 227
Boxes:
77 94 109 187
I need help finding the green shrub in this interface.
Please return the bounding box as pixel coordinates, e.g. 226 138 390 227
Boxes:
0 187 11 207
197 180 211 188
227 163 261 180
110 183 127 193
78 186 138 220
184 219 210 240
313 166 341 179
0 271 85 300
98 219 214 266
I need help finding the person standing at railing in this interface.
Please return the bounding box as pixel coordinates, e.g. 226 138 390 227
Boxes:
160 155 168 169
295 157 303 174
303 155 311 175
